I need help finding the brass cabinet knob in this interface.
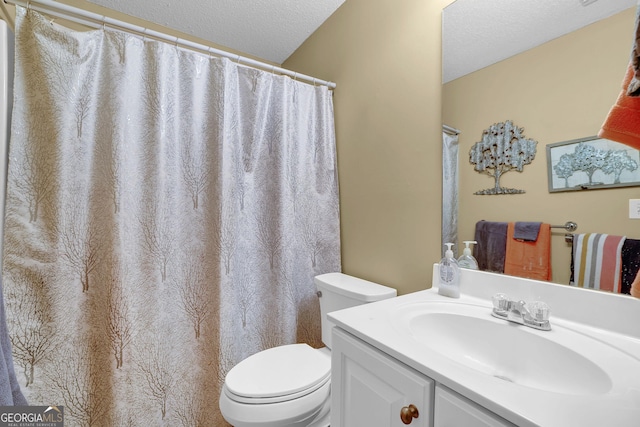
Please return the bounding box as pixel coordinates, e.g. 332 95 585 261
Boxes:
400 404 419 424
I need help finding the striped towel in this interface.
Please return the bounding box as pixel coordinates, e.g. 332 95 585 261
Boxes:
571 234 626 292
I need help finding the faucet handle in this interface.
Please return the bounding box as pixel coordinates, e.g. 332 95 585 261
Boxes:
527 301 550 323
492 293 510 313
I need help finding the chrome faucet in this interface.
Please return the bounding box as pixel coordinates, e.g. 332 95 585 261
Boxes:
507 300 529 323
491 293 551 331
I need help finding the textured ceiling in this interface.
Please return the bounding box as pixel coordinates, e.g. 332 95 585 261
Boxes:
86 0 346 64
58 1 637 80
443 0 637 83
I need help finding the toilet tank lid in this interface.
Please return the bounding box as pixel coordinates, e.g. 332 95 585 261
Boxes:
314 273 397 302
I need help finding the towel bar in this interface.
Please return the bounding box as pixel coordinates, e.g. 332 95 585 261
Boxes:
550 221 577 232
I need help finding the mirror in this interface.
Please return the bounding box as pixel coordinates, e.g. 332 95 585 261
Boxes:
442 0 640 295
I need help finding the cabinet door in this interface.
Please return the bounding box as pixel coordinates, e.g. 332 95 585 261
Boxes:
332 328 434 427
434 385 516 427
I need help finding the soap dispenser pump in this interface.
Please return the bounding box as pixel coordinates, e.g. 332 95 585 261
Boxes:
458 241 479 270
438 243 460 298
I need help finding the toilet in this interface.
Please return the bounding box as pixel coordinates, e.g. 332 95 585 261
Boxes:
219 272 397 427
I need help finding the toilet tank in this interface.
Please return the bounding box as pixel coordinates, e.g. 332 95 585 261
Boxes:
315 272 396 349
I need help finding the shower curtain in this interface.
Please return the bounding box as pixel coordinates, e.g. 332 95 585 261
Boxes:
4 7 340 426
442 128 459 257
0 17 26 406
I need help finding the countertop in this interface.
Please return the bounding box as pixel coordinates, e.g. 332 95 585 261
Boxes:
328 267 640 427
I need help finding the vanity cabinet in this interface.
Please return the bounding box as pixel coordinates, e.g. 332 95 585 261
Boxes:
332 327 514 427
331 327 434 427
434 384 516 427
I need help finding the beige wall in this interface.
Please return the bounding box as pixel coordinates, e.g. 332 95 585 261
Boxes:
285 0 452 294
443 8 638 284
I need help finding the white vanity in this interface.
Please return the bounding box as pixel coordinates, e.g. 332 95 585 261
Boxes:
328 267 640 426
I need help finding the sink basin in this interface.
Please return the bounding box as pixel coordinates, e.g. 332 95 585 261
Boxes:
392 302 620 396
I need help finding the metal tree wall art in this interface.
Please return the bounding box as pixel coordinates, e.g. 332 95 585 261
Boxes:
469 120 537 195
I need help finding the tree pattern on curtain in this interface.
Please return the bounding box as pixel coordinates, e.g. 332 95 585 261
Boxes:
3 7 340 426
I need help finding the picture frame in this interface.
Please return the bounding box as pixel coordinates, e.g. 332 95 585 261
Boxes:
546 136 640 193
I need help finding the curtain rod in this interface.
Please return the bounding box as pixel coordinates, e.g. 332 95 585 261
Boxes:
3 0 337 89
443 124 460 135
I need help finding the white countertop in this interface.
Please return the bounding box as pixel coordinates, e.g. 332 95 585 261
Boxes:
328 267 640 427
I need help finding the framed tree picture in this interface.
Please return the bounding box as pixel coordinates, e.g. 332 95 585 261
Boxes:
546 136 640 192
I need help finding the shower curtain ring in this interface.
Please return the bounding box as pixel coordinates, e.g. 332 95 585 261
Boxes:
236 55 241 64
26 0 31 11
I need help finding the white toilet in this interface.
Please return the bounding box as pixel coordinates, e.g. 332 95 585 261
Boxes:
219 272 397 427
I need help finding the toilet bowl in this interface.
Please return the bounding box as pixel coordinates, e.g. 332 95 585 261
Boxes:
219 273 397 427
219 344 331 427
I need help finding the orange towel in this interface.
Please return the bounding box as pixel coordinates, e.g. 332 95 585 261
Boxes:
598 62 640 149
504 223 552 281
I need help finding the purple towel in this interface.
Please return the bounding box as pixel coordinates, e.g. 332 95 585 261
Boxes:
473 221 508 273
513 222 542 242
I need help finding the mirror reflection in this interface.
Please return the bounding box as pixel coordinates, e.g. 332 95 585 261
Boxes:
442 0 639 296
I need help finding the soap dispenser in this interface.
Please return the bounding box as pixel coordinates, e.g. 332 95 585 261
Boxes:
438 243 460 298
458 241 479 270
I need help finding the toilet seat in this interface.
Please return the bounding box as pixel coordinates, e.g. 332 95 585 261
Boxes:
220 379 331 427
225 343 331 404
